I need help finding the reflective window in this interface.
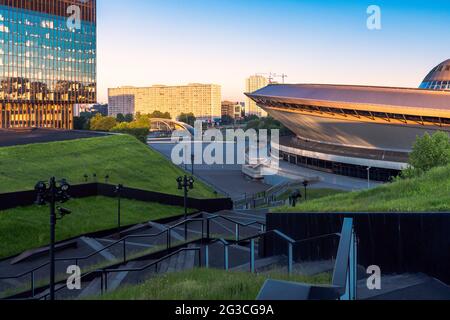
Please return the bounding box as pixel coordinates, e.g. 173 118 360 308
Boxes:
0 4 96 103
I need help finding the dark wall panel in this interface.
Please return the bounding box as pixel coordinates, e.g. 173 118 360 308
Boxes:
266 212 450 285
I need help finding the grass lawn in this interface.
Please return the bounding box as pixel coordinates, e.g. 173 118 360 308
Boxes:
0 196 189 259
278 188 346 201
274 164 450 213
0 134 216 199
95 268 331 300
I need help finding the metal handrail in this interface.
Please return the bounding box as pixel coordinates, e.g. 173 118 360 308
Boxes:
98 247 201 295
0 214 264 299
9 226 342 300
206 214 266 229
231 230 341 274
39 247 202 299
205 214 266 241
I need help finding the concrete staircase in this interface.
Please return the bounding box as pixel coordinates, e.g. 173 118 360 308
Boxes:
358 273 450 300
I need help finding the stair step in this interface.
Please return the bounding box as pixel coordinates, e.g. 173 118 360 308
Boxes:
232 255 283 272
175 250 186 272
166 255 178 273
108 262 137 291
158 257 170 274
77 277 102 299
184 246 197 270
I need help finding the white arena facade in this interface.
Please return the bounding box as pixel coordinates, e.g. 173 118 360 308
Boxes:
246 60 450 182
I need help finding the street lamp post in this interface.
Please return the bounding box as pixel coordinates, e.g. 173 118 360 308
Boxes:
302 180 309 201
191 153 195 175
35 178 71 301
367 167 371 190
177 176 195 240
115 184 124 236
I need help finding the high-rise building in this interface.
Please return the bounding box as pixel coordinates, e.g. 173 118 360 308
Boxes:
245 75 268 117
0 0 97 129
221 101 243 119
108 84 222 120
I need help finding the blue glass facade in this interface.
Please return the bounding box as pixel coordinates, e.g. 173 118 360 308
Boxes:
0 0 96 129
419 81 450 91
419 60 450 91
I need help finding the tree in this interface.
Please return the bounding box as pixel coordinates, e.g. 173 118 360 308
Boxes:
402 131 450 178
149 111 171 119
73 116 88 130
134 113 152 127
116 113 126 123
111 122 149 143
89 114 117 132
244 114 260 122
221 115 234 125
178 113 196 126
124 114 134 122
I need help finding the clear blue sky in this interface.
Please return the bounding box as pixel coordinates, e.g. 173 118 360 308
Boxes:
96 0 450 103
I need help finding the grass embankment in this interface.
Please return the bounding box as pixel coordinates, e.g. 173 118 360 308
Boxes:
0 196 190 259
274 164 450 213
95 268 331 300
0 134 216 198
278 188 346 201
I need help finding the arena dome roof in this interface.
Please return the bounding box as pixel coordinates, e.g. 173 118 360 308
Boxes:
419 59 450 90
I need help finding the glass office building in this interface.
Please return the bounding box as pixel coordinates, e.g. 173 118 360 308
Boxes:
0 0 96 129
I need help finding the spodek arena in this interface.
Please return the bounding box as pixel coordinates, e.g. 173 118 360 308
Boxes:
246 59 450 182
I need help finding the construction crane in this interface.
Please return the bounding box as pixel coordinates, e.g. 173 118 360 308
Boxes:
255 72 288 84
272 73 288 84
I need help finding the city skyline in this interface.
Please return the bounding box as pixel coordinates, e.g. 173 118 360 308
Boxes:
97 0 450 103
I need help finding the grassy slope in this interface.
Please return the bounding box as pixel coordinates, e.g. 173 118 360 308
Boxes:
96 268 331 300
0 196 188 258
274 164 450 213
278 188 346 201
0 134 216 198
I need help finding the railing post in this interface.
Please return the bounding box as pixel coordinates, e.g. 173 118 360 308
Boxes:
207 219 210 239
224 245 229 271
100 272 104 295
288 243 293 275
185 221 188 241
198 249 202 268
250 239 255 273
235 224 239 242
168 229 171 249
201 220 204 241
205 245 209 268
349 228 357 300
123 239 127 263
31 271 35 298
104 271 108 292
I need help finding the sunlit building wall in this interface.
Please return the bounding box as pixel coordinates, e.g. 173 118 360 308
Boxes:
0 0 97 129
245 75 268 117
108 84 222 120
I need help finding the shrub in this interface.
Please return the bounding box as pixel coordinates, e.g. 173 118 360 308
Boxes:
111 122 149 143
89 114 117 131
402 131 450 178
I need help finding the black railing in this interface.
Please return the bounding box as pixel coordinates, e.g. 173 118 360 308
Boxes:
0 214 266 300
206 229 340 274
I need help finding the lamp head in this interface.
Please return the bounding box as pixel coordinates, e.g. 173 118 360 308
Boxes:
34 181 47 192
59 179 70 192
188 177 195 189
176 177 183 190
57 207 72 218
